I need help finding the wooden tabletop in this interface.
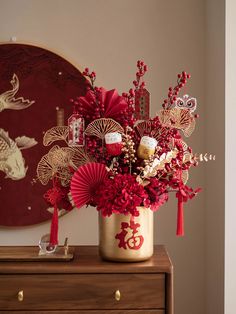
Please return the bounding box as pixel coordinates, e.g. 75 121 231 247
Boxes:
0 245 173 274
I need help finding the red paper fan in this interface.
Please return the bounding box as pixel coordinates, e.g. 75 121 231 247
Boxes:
70 162 108 209
102 88 127 118
78 88 128 121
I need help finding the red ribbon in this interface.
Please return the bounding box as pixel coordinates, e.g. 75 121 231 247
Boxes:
49 204 59 245
176 193 184 236
176 169 185 237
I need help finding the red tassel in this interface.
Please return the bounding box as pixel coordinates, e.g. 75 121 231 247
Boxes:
177 194 184 236
50 204 58 245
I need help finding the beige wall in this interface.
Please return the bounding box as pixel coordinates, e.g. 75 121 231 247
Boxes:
0 1 207 314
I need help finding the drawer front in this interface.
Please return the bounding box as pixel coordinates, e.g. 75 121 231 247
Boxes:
0 274 165 310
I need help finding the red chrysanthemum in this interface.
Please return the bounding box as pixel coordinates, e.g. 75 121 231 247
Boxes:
143 178 169 211
95 174 148 217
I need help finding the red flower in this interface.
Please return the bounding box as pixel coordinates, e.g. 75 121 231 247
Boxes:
95 174 148 217
144 178 169 211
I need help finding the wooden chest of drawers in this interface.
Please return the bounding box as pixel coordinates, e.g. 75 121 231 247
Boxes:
0 245 173 314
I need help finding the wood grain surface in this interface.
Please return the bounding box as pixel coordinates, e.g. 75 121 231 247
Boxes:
0 311 164 314
0 246 74 261
0 245 173 274
0 245 173 314
0 273 165 310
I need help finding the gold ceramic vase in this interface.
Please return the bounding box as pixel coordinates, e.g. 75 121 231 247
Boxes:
99 207 153 262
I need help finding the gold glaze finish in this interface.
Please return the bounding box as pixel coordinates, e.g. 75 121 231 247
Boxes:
99 207 153 262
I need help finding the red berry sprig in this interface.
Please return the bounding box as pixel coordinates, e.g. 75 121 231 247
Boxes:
133 60 148 91
82 67 96 89
121 60 148 128
162 71 191 109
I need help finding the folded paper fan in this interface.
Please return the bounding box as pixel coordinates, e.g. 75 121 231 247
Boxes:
78 88 128 121
70 162 109 209
102 88 128 119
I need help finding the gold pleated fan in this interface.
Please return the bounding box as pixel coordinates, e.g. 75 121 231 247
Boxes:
85 118 124 139
37 145 74 185
70 147 96 168
159 108 195 137
135 121 153 137
43 126 69 146
135 120 169 141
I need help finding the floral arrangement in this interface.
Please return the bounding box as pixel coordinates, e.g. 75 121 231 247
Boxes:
37 60 214 246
